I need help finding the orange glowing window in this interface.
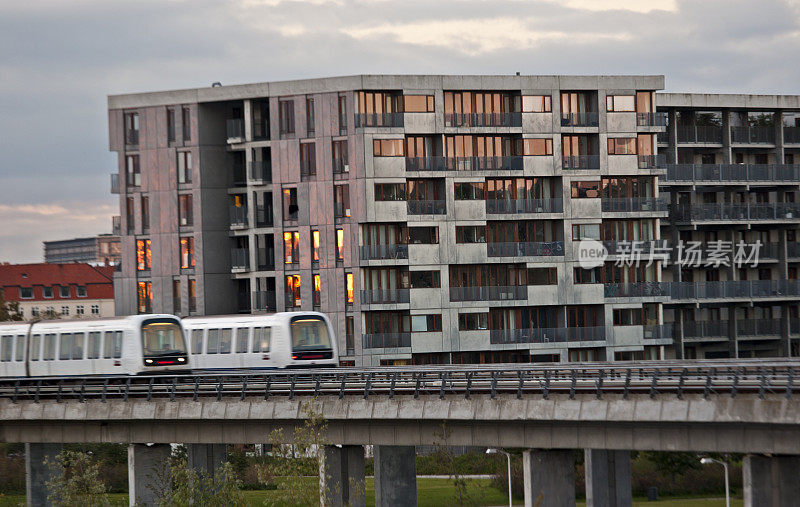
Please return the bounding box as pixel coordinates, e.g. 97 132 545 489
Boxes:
312 230 320 262
345 272 353 304
336 229 344 261
136 239 151 271
180 237 195 269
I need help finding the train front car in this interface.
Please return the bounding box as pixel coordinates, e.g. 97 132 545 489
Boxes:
139 316 190 372
286 313 338 368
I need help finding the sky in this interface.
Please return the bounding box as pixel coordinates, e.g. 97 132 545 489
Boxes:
1 0 800 263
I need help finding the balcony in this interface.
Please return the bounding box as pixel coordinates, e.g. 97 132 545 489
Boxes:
444 112 522 128
636 112 667 127
125 130 139 146
405 156 523 172
230 206 248 228
110 173 120 194
638 154 666 169
676 125 723 144
359 244 409 261
731 126 775 144
657 131 669 144
604 282 668 298
560 112 599 127
407 200 446 215
112 216 121 236
232 163 246 187
670 202 800 223
249 161 272 183
601 197 668 213
226 119 244 142
360 289 410 305
738 318 782 337
449 285 527 302
784 127 800 144
681 319 783 339
253 290 277 312
644 323 674 340
603 239 669 257
668 280 800 302
256 248 274 271
662 164 800 184
237 292 251 313
487 241 564 257
486 198 563 214
683 320 728 338
563 155 600 170
362 333 411 349
490 326 606 345
255 204 274 227
231 249 249 270
355 113 404 128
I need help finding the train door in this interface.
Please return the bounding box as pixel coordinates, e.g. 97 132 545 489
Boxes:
247 326 273 369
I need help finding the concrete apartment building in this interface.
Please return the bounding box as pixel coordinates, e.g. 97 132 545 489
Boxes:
108 74 798 365
44 234 121 266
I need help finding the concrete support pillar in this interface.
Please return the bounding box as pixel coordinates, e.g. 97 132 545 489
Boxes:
522 449 575 507
781 304 791 358
584 449 632 507
722 109 732 164
128 443 171 507
729 306 739 358
667 108 679 164
743 454 800 507
374 445 416 507
25 443 62 507
774 111 785 164
320 445 365 507
674 310 685 359
187 444 227 477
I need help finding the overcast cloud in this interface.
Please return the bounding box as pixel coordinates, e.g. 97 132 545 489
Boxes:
1 0 799 263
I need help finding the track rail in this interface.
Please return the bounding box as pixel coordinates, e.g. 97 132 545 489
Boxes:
1 360 798 403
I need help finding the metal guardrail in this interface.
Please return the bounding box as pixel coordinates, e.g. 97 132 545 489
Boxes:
445 112 522 127
363 333 412 349
670 203 800 222
563 155 600 170
487 241 564 257
359 244 409 261
485 198 563 214
662 164 800 183
407 200 446 215
677 125 723 144
355 113 404 128
602 197 668 213
230 206 248 227
3 361 800 402
490 326 606 344
449 285 527 302
406 156 523 172
731 126 775 144
561 112 599 127
636 112 667 127
360 289 411 305
226 119 244 141
231 248 249 270
785 127 800 144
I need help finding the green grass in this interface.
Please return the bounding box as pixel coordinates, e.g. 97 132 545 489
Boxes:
0 479 744 507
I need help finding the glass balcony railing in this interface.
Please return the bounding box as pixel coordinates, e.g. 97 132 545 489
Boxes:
360 289 410 305
489 326 606 344
355 113 404 128
359 244 409 261
249 161 272 182
676 125 723 144
487 241 564 257
601 197 668 213
731 126 775 144
636 112 667 127
662 164 800 183
485 198 563 214
230 206 248 227
407 200 446 215
253 290 277 312
226 119 244 141
449 285 527 302
362 333 411 349
231 249 249 270
561 112 599 127
444 112 522 127
670 203 800 223
405 156 523 172
562 155 600 170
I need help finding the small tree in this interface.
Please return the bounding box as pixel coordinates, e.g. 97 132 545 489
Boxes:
0 289 22 322
431 421 485 506
45 450 110 506
150 455 246 507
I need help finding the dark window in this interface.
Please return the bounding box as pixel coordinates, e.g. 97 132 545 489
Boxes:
454 182 485 200
167 109 176 142
458 312 489 331
408 226 438 244
332 140 348 174
334 184 350 218
141 195 150 231
374 183 405 201
126 155 140 187
528 268 557 285
300 142 316 179
411 314 442 332
574 267 602 284
338 94 348 132
409 270 441 289
279 100 295 135
306 97 315 135
182 107 191 141
455 226 486 243
179 194 193 226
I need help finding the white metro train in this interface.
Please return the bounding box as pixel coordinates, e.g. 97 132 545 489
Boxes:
182 312 338 371
0 314 190 378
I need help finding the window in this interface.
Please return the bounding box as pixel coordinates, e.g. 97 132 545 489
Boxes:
180 237 195 268
43 333 55 360
140 195 150 231
346 317 354 353
76 286 87 297
167 108 176 142
87 332 101 359
14 336 23 361
103 331 123 359
411 314 442 332
606 95 635 112
409 270 440 288
76 305 84 315
136 239 151 271
345 272 354 305
454 182 484 200
528 267 557 285
172 280 181 314
338 94 348 131
635 92 653 113
404 95 435 113
523 139 553 156
306 97 315 135
286 275 301 307
126 197 135 230
61 306 69 316
59 286 70 298
312 230 320 264
31 307 39 317
137 281 152 313
125 112 139 144
572 224 600 241
233 328 247 354
336 229 344 262
334 184 350 218
571 181 600 198
408 226 438 244
91 304 99 315
30 334 41 361
332 140 348 174
374 183 405 201
613 308 644 326
179 194 193 226
182 106 191 141
607 138 636 155
567 305 603 328
373 139 405 156
252 327 271 353
188 279 197 312
19 287 33 299
126 155 140 187
522 95 552 113
43 287 53 298
283 231 300 265
574 267 602 284
283 188 298 222
1 336 11 362
178 151 192 183
456 226 486 243
59 333 73 360
313 274 321 307
279 100 295 135
300 142 316 178
459 312 489 331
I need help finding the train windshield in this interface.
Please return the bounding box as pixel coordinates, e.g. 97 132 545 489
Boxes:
141 319 187 357
290 316 332 351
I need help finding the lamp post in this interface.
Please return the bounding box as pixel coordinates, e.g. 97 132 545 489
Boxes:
487 448 512 507
700 457 730 507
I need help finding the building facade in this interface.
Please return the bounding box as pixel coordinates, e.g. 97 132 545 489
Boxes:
0 263 115 320
109 74 677 365
44 234 121 266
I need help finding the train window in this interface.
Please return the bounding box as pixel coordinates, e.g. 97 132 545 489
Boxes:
72 333 85 360
252 327 271 353
219 329 232 354
290 317 332 351
112 332 123 359
43 334 56 361
15 336 24 361
235 329 248 354
87 332 101 359
0 336 11 361
103 331 123 359
207 329 220 354
59 333 73 360
31 334 41 361
191 329 203 354
142 320 185 357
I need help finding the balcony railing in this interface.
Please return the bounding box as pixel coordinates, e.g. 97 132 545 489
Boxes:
490 326 606 345
668 280 800 301
230 206 248 227
486 198 563 214
232 163 246 187
256 247 275 271
112 216 121 236
636 112 667 127
604 282 668 298
405 156 523 172
487 241 564 257
737 318 782 337
362 332 411 349
407 200 446 215
226 119 244 141
683 320 728 338
638 154 666 169
561 112 599 127
663 164 800 183
237 292 251 313
231 249 249 270
444 112 522 127
360 289 410 305
449 285 527 302
253 290 277 312
601 197 667 213
657 131 669 144
359 244 409 261
110 173 120 194
784 127 800 144
603 239 669 256
731 126 775 144
250 161 272 182
255 204 274 227
676 125 723 144
125 130 139 146
354 113 404 128
670 203 800 223
644 323 673 340
562 155 600 170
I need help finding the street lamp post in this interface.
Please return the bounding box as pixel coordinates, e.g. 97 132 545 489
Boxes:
700 457 730 507
487 448 512 507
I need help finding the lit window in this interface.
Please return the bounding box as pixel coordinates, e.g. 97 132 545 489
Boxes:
137 282 152 314
313 274 321 307
284 232 299 264
312 230 320 264
608 138 636 155
180 237 195 269
137 239 151 271
336 229 344 262
345 272 353 305
286 275 301 308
